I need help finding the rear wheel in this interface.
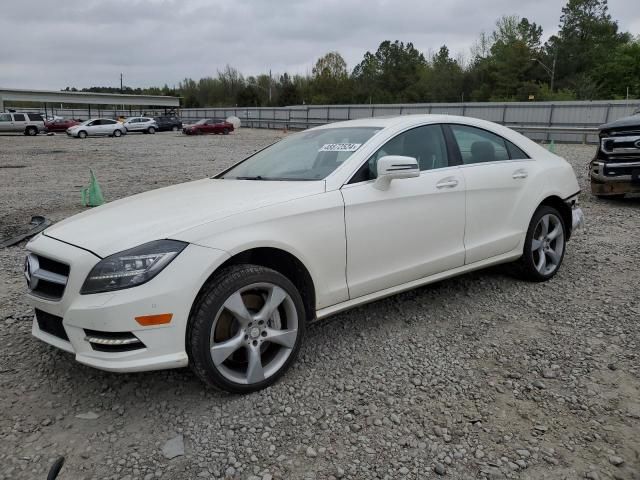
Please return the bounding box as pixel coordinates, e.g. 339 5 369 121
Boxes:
222 128 230 135
515 205 566 282
25 126 38 136
188 265 306 393
113 129 122 137
148 126 156 134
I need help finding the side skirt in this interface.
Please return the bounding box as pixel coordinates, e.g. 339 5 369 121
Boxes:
315 250 521 320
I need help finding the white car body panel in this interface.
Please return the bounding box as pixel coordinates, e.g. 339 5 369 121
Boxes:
341 166 466 298
45 179 327 257
26 114 582 374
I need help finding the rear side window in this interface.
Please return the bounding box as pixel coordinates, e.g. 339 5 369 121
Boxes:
449 125 529 163
103 119 117 125
28 113 43 121
506 141 529 159
13 114 25 121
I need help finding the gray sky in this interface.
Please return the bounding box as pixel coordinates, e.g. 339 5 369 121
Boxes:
1 0 638 90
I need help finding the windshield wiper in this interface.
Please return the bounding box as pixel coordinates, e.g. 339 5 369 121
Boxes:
222 175 316 181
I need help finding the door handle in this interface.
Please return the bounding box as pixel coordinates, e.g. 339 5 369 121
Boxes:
436 178 459 189
512 169 528 179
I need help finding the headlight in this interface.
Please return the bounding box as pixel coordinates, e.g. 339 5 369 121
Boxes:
80 240 187 294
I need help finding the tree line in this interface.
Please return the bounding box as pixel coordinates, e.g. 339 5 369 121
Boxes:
71 0 639 107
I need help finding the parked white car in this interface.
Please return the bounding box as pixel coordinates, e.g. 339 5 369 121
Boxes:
122 117 158 134
26 115 583 393
66 118 126 138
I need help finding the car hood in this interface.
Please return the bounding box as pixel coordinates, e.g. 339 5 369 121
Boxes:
599 114 640 131
45 179 326 257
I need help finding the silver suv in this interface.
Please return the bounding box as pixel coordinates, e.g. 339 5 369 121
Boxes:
122 117 158 134
0 112 45 136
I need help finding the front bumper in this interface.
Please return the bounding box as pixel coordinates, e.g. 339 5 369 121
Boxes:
590 160 640 196
25 234 229 372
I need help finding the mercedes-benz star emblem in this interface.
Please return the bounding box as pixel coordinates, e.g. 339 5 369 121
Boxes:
634 139 640 149
24 254 40 290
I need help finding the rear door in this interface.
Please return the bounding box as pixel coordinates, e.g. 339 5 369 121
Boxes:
11 113 27 132
101 119 118 135
446 123 536 264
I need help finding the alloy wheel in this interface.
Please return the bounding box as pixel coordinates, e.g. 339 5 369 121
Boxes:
531 213 564 275
209 283 299 385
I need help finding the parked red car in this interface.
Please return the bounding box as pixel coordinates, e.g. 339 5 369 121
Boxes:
45 118 80 133
182 119 234 135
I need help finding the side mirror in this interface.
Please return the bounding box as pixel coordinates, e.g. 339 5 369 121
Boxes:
374 155 420 190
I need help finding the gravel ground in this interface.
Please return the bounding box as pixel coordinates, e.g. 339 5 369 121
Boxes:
0 131 639 480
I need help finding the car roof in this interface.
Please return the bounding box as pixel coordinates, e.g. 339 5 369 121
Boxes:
311 114 501 131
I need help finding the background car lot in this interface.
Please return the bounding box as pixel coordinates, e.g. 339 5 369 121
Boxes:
0 131 638 479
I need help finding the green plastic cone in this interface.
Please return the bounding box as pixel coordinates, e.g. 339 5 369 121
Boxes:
547 140 556 154
81 169 104 207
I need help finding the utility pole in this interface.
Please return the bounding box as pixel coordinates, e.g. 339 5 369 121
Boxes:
532 52 557 92
268 69 272 104
120 73 123 93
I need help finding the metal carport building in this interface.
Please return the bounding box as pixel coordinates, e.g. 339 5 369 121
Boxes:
0 88 180 117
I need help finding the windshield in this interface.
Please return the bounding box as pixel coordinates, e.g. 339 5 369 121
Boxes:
221 127 381 181
79 120 93 126
195 119 208 125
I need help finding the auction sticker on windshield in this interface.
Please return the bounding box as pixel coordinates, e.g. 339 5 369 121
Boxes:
319 143 362 152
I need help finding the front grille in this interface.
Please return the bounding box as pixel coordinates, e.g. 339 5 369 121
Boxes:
35 309 69 341
84 329 146 352
600 135 640 156
604 162 640 178
26 254 69 301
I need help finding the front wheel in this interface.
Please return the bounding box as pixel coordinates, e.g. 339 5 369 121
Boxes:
222 128 230 135
188 265 306 393
78 130 87 139
515 205 566 282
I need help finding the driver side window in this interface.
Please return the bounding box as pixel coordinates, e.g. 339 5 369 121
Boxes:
349 124 449 183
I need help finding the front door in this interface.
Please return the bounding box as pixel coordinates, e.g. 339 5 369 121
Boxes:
342 124 466 299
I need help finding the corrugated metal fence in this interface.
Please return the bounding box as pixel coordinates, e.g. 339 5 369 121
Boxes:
47 100 640 143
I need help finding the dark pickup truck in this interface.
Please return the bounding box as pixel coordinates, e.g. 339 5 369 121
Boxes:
590 108 640 198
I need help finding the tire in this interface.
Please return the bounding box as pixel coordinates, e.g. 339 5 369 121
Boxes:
113 129 122 137
188 265 306 393
595 193 625 199
25 126 38 136
148 127 156 134
78 130 87 139
515 205 567 282
222 128 230 135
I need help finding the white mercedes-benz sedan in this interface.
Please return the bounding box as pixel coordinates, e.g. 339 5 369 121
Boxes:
25 115 584 392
